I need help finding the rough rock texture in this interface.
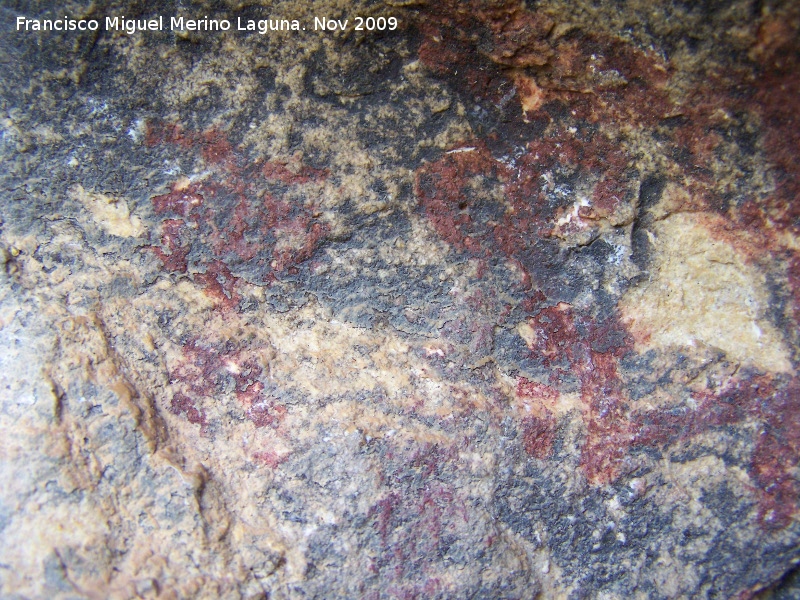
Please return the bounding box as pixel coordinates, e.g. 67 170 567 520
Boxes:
1 0 799 597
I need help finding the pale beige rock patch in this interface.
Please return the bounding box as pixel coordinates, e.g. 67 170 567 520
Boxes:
621 212 792 373
70 185 144 238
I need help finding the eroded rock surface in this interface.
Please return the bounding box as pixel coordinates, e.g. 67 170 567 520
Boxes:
1 0 799 597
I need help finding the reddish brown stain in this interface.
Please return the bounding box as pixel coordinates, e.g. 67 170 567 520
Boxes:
743 378 800 530
371 491 402 544
252 450 287 468
526 304 580 368
198 129 234 166
415 129 635 298
145 123 234 167
629 374 800 530
521 414 557 459
519 303 635 483
262 160 329 185
523 299 799 512
516 377 559 404
752 28 800 238
364 443 469 595
579 349 633 484
521 290 546 312
247 402 287 429
169 392 206 426
149 218 189 273
415 142 508 252
412 2 799 522
417 0 553 76
411 0 775 235
152 183 204 216
415 0 675 128
193 260 240 309
168 338 285 430
523 300 800 512
739 20 800 343
146 122 331 308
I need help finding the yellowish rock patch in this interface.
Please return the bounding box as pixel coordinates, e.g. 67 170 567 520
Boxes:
70 185 143 238
620 212 791 373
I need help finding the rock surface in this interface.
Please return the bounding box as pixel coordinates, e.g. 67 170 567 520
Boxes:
1 0 799 597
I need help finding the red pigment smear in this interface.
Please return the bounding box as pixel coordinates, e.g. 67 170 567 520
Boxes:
523 300 800 527
417 0 554 88
252 450 288 468
416 0 674 128
247 402 287 429
521 290 546 312
416 136 630 483
415 131 634 294
193 260 240 310
372 492 403 544
145 123 234 167
750 378 800 530
515 378 560 458
415 142 509 252
414 3 799 525
146 122 330 310
521 414 557 459
526 304 581 368
169 392 206 426
525 301 800 528
168 338 286 430
152 182 204 216
263 160 329 185
630 373 800 530
724 19 800 336
366 443 465 595
523 303 634 482
413 0 774 224
751 16 800 238
579 349 633 484
516 377 559 403
149 218 189 273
